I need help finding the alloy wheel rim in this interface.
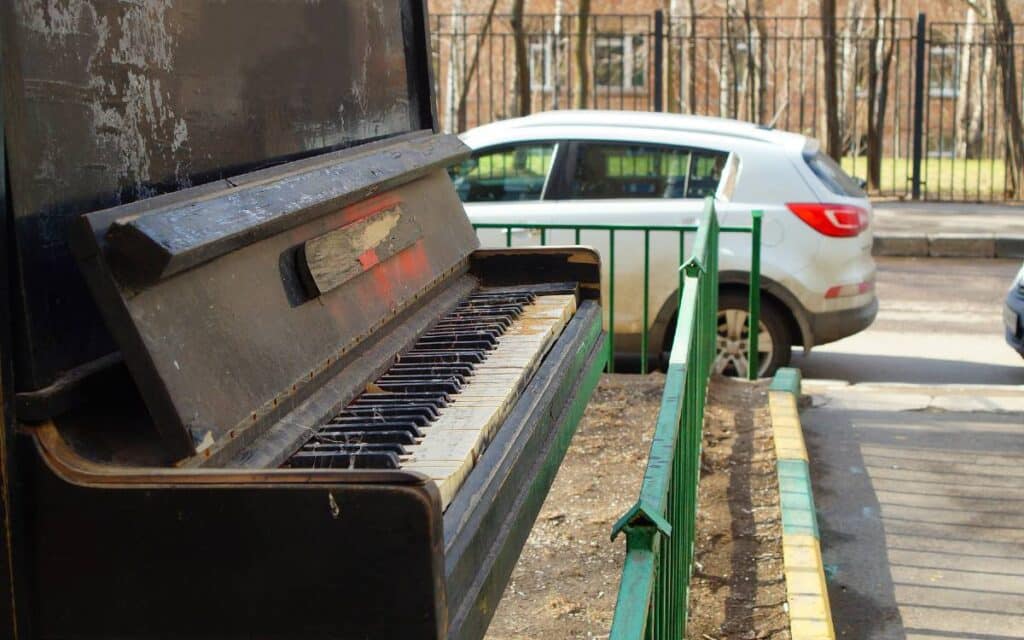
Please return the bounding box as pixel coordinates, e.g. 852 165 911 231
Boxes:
714 308 773 378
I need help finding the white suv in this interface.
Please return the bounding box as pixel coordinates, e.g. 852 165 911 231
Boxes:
451 110 878 376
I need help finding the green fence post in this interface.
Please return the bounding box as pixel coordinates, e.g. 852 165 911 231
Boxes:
747 210 763 380
608 229 616 374
641 230 650 375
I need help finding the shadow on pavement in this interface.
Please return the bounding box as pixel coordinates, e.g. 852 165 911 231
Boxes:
801 407 907 640
802 403 1024 639
792 351 1024 386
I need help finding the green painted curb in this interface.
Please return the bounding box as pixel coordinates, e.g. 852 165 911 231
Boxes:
777 459 820 539
769 367 802 395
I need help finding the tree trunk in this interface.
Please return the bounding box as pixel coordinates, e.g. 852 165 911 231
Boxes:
686 0 698 113
553 0 563 109
443 1 463 133
967 30 994 158
753 0 768 123
572 0 591 109
510 0 530 117
667 0 679 112
866 0 897 189
822 0 843 158
954 8 976 158
991 0 1024 196
455 0 500 131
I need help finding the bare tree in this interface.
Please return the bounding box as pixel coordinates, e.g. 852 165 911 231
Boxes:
990 0 1024 196
454 0 500 131
838 0 866 151
740 0 769 123
957 0 996 159
443 0 464 133
865 0 898 189
573 0 591 108
685 0 698 113
553 0 563 109
510 0 531 117
822 0 843 158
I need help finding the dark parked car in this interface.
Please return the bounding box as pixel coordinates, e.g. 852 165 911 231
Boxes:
1005 262 1024 357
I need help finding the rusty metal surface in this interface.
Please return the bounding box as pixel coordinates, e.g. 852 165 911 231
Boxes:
2 0 433 393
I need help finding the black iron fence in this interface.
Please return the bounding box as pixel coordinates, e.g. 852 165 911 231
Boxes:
430 11 1024 202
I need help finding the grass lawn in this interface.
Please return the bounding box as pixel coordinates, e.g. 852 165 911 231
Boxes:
841 156 1012 201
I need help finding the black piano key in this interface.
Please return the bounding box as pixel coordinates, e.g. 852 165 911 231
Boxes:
372 380 461 394
360 391 451 405
393 351 485 364
322 421 424 436
413 339 494 351
303 442 407 456
284 285 557 469
344 403 440 419
387 363 474 377
288 451 400 469
314 430 417 445
377 373 467 386
331 412 432 427
420 331 498 344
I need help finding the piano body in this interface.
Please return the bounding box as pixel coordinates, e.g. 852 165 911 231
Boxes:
0 2 605 639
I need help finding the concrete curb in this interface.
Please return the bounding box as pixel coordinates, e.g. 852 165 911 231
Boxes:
768 368 836 640
873 233 1024 258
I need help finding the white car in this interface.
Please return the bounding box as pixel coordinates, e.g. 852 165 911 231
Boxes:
450 110 878 376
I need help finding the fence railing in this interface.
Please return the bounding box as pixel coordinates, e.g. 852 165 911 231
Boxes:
471 205 762 377
605 199 751 639
432 10 1024 201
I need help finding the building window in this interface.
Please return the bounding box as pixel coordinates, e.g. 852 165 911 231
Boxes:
529 36 554 91
594 34 646 90
929 46 959 99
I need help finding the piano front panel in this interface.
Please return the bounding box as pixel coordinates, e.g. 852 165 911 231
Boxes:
19 427 447 640
75 154 478 462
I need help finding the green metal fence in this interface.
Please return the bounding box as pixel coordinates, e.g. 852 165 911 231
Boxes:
603 200 758 639
471 201 762 379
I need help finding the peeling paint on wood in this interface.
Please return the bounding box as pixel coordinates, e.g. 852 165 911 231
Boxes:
301 205 423 297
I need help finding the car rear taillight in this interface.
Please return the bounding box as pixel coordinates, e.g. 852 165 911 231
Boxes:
825 281 875 299
786 203 869 237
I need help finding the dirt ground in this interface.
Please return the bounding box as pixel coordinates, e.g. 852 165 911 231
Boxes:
484 374 789 640
686 378 790 640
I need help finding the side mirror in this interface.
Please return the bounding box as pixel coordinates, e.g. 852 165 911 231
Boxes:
855 177 868 190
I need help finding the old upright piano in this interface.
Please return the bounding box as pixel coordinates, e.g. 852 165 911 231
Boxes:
0 2 605 638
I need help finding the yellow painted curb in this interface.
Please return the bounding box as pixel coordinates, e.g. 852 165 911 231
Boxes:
769 387 836 640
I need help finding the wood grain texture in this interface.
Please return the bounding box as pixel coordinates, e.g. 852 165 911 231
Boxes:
300 204 422 296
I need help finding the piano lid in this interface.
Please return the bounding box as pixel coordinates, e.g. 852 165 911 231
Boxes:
1 0 436 401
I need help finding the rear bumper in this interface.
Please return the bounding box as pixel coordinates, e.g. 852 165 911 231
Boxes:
806 296 878 346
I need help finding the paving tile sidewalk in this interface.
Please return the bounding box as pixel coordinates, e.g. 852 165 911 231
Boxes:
799 380 1024 640
871 201 1024 258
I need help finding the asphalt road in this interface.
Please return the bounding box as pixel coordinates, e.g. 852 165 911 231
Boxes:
789 257 1024 639
793 257 1024 385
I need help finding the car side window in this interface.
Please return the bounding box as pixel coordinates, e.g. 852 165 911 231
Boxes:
567 142 727 200
449 142 557 202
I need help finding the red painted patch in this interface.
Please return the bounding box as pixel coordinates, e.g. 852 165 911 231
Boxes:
358 248 380 270
340 193 403 226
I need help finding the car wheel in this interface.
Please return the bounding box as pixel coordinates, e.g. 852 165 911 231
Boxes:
714 291 792 378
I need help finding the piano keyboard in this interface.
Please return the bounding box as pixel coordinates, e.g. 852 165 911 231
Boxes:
287 288 577 506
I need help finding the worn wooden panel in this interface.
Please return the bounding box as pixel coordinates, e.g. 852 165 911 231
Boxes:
1 0 434 394
73 147 479 460
301 202 424 297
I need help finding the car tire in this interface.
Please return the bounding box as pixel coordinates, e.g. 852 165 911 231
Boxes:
714 291 792 378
